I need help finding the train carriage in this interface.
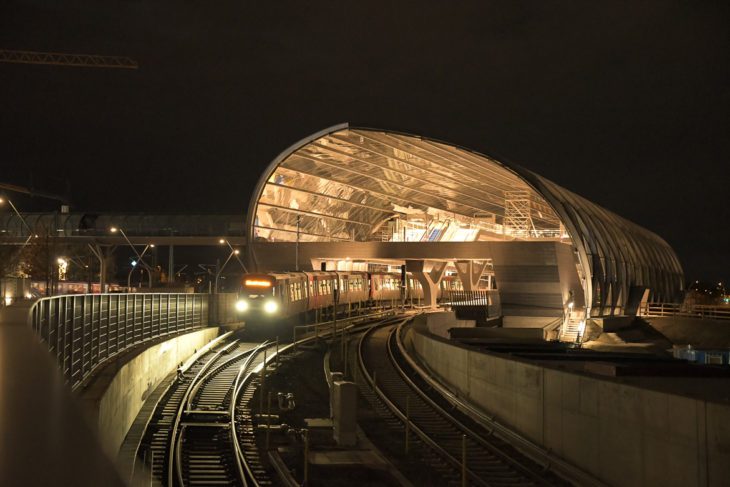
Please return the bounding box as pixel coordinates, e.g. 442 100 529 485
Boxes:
234 269 465 338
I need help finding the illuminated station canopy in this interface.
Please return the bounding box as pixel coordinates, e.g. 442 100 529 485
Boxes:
247 124 684 313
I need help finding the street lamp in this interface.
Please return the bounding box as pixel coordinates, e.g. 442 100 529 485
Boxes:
219 238 248 273
110 226 155 289
0 196 35 280
214 242 241 293
0 196 33 238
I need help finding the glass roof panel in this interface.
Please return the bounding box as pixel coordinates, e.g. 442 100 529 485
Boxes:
254 128 562 243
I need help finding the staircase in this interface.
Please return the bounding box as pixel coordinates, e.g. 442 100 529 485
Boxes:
559 315 584 343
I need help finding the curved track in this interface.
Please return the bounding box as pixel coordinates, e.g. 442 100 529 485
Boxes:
136 338 273 486
358 321 569 487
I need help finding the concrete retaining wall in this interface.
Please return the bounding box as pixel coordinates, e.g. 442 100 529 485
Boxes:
81 327 220 457
410 315 730 486
645 316 730 348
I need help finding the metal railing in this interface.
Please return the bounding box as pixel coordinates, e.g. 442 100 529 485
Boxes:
640 302 730 320
29 293 209 390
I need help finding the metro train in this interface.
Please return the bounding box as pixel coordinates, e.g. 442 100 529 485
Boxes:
233 270 468 335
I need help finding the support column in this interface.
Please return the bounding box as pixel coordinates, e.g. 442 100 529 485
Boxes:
88 243 107 293
405 260 448 308
168 245 175 284
453 260 489 291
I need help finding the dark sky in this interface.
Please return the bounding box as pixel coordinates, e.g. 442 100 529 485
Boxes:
1 1 728 281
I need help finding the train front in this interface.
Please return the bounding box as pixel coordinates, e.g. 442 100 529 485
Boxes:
234 274 280 318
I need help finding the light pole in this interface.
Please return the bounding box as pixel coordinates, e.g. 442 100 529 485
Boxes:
126 244 154 289
219 238 248 273
110 227 154 289
215 244 240 294
0 196 36 278
0 197 33 235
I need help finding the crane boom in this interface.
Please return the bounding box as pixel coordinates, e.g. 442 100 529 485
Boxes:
0 49 138 69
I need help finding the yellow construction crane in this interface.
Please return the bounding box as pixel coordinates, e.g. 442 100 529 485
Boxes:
0 48 138 69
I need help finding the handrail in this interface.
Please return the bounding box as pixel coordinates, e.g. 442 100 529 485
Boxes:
293 308 396 343
28 293 209 390
640 302 730 320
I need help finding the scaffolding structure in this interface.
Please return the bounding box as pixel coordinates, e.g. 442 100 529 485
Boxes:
503 190 534 238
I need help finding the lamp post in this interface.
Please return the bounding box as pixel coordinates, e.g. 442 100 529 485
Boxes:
219 238 248 273
214 245 240 294
0 197 32 235
0 197 35 280
110 227 154 289
126 244 154 289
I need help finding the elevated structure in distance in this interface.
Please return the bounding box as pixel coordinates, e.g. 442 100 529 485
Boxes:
247 124 684 327
0 213 245 246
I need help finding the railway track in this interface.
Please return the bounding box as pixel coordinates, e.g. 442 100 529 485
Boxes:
136 337 274 486
133 311 411 487
358 321 569 487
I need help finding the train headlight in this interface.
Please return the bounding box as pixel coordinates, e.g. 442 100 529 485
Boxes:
263 300 278 314
235 299 249 312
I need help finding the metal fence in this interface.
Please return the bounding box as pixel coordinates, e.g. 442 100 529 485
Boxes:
640 302 730 321
29 293 209 390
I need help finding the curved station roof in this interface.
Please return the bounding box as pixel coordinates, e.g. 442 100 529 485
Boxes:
247 123 684 313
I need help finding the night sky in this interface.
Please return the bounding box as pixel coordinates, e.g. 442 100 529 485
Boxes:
1 1 728 282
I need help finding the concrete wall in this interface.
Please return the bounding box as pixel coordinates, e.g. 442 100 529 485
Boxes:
81 327 220 457
410 316 730 486
645 316 730 348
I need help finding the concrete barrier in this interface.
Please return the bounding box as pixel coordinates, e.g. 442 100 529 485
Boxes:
80 326 221 457
410 314 730 486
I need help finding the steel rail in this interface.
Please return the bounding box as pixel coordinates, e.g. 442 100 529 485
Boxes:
185 344 250 412
396 321 606 487
167 339 240 487
387 324 555 486
357 321 491 485
230 341 272 487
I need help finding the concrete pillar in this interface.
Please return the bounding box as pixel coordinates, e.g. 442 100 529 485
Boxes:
332 381 357 446
406 260 448 308
453 260 489 291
